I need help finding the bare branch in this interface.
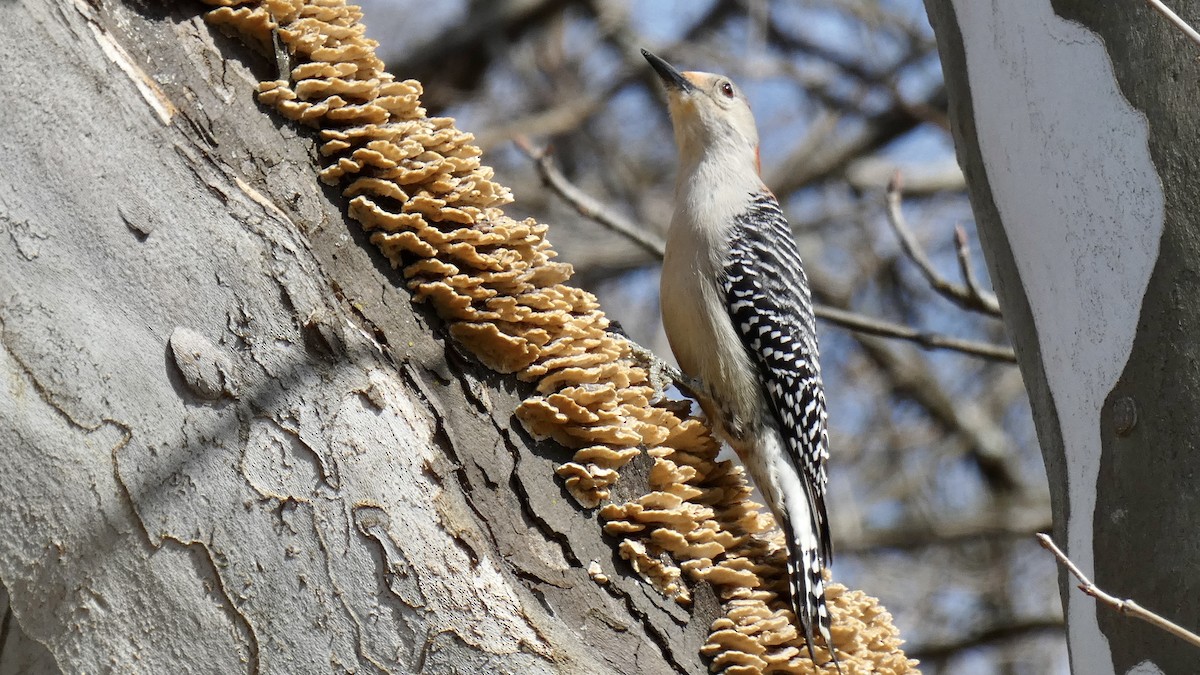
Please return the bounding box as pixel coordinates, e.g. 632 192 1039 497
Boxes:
815 305 1015 362
1036 534 1200 650
514 136 667 259
954 224 994 308
910 618 1064 663
840 503 1051 553
517 139 1017 363
885 173 1002 317
1145 0 1200 47
766 86 945 195
479 95 610 152
845 157 965 195
803 261 1025 490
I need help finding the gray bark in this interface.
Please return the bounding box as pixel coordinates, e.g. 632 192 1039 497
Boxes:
0 1 710 673
924 2 1200 674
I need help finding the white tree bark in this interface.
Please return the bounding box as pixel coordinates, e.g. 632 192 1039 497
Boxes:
925 2 1200 673
0 2 708 672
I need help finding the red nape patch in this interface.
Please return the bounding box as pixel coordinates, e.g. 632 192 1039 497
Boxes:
755 146 762 175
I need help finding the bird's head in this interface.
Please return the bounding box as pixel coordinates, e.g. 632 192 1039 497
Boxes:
642 49 761 174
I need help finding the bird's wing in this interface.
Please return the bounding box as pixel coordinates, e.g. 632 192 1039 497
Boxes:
721 189 833 566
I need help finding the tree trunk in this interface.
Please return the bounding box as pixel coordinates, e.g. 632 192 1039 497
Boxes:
924 2 1200 673
0 2 696 672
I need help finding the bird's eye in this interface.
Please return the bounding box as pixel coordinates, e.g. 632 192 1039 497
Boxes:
720 81 735 98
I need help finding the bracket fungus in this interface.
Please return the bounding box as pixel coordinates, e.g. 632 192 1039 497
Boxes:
201 1 919 672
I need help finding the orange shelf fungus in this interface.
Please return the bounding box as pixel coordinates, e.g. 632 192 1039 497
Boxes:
201 2 918 672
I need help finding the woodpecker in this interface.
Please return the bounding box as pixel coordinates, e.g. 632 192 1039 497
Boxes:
642 49 839 670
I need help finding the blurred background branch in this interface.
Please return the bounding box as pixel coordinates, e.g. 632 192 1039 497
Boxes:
358 1 1060 672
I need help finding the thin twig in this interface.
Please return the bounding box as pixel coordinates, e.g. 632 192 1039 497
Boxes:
816 305 1014 361
1145 0 1200 48
911 617 1064 662
1036 533 1200 649
516 139 1016 362
885 173 1002 317
953 224 993 307
840 500 1051 553
766 85 945 196
514 135 666 259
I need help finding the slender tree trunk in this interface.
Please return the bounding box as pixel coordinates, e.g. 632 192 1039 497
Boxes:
925 2 1200 673
0 2 697 672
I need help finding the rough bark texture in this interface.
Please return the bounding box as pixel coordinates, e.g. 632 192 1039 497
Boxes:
0 1 710 672
924 1 1200 674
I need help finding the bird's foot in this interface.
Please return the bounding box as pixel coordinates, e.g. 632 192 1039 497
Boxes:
623 339 706 401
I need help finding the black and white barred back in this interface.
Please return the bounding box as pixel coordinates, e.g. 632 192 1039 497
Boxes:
722 189 836 667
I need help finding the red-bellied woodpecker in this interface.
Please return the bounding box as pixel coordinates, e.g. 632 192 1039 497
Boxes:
642 49 839 671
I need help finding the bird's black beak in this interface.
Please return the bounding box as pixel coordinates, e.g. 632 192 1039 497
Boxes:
641 49 693 93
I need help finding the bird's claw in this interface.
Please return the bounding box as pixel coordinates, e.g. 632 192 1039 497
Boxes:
623 338 706 401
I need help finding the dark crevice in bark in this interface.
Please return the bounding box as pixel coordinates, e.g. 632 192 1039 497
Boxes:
599 577 692 675
503 429 587 569
162 537 262 675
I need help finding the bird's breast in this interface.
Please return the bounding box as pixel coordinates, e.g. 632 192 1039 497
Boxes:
660 215 765 446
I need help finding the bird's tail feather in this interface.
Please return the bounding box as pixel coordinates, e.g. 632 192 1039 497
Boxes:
781 492 840 672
